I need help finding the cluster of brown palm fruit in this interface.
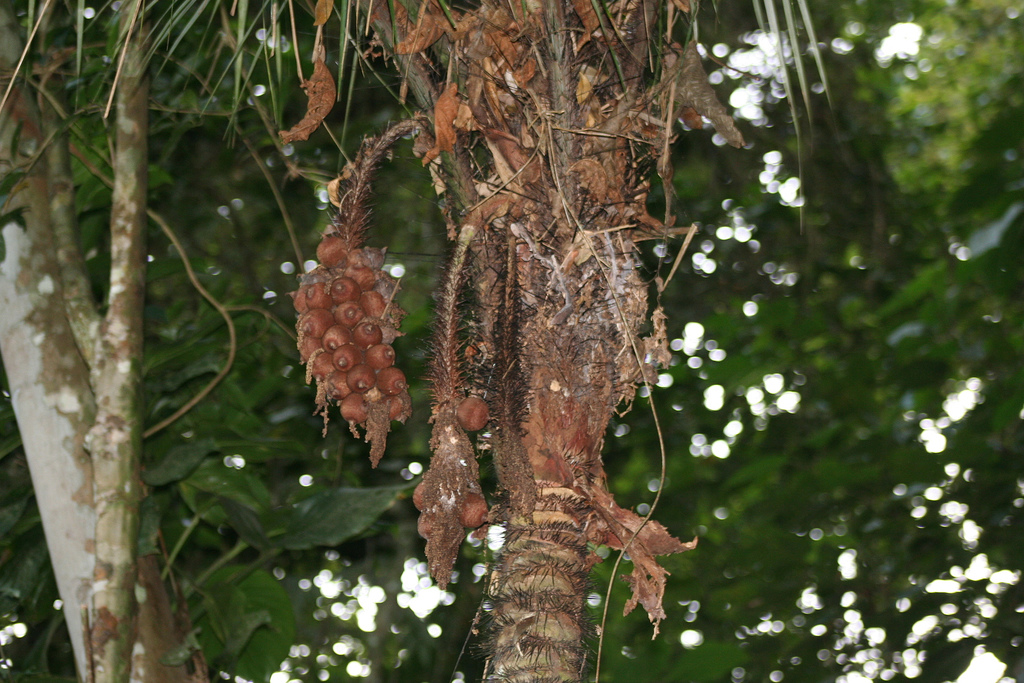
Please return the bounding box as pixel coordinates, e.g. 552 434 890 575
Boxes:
293 234 411 428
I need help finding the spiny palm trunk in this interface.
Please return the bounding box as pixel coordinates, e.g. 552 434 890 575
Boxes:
487 489 592 681
475 225 652 681
295 0 730 677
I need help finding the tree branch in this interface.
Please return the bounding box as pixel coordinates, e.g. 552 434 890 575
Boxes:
42 92 101 366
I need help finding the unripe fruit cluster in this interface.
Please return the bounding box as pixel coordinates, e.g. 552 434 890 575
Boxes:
294 237 411 426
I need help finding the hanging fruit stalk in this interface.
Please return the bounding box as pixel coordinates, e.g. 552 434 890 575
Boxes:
292 120 419 465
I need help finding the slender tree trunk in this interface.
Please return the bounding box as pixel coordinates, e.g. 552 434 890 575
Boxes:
86 2 149 679
1 2 201 680
0 3 98 674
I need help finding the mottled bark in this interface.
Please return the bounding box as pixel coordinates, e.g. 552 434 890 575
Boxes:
2 1 199 680
85 3 150 680
0 1 98 675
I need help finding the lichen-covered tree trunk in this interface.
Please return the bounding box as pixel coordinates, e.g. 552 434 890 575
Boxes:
0 7 98 673
0 1 204 680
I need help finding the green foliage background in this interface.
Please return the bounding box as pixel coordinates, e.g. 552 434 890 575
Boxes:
1 0 1023 681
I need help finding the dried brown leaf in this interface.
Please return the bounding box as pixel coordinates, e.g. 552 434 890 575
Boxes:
643 306 672 369
571 0 600 46
483 27 517 67
482 128 526 172
454 102 476 131
587 486 696 632
514 58 536 87
394 0 447 54
621 553 671 635
313 0 333 26
279 57 335 144
678 41 745 148
422 82 460 165
680 105 703 130
671 0 691 12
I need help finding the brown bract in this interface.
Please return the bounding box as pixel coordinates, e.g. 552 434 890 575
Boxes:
394 0 450 54
677 40 746 148
279 57 336 144
422 82 460 165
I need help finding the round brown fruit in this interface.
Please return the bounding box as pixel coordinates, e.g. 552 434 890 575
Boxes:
359 290 387 318
388 395 408 421
325 372 352 401
360 248 386 270
416 515 432 540
321 325 352 351
332 344 362 372
340 392 368 423
298 336 322 363
298 309 334 339
345 265 376 291
316 235 348 267
304 282 332 310
412 481 426 510
346 364 377 393
334 301 364 327
352 322 383 348
376 367 407 396
365 343 395 369
345 249 366 268
457 396 489 431
291 290 309 314
310 353 335 382
329 277 360 304
459 494 489 528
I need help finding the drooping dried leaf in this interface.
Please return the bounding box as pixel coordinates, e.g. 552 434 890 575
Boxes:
576 68 594 105
571 0 600 46
670 0 691 12
483 27 517 67
622 552 672 636
313 0 333 26
394 0 448 54
481 128 527 172
279 57 335 144
587 486 697 632
422 82 460 165
513 58 536 88
677 41 745 148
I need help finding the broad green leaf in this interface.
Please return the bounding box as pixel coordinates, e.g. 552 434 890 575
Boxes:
219 497 269 550
181 458 272 512
196 568 295 682
278 485 403 549
143 437 218 486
